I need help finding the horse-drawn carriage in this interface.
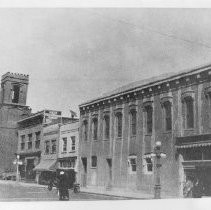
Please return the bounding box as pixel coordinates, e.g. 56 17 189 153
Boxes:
48 168 80 200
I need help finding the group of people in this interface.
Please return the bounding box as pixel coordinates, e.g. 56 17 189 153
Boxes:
183 177 204 198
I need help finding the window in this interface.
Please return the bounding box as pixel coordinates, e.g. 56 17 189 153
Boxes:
116 112 123 138
11 84 20 103
184 97 194 129
71 136 76 151
51 140 56 154
91 156 97 168
145 105 153 134
83 120 88 141
20 135 25 150
45 141 50 154
163 101 172 131
128 156 137 174
104 115 110 139
35 131 41 149
92 118 98 140
63 138 67 152
28 134 32 150
144 157 153 173
60 158 76 168
130 110 137 136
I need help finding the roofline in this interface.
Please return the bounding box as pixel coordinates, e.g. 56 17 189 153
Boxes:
17 109 62 123
79 62 211 107
17 111 44 123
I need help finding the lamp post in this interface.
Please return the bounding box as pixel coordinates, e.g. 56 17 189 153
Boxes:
151 141 166 199
13 155 22 182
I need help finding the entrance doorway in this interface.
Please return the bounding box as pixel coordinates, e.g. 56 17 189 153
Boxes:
26 158 36 181
196 167 211 196
106 158 112 189
184 166 211 196
81 157 87 187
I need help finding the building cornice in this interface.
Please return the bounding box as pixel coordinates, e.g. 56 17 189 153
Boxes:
79 63 211 112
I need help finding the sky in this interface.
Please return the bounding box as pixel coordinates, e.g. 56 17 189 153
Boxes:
1 8 211 116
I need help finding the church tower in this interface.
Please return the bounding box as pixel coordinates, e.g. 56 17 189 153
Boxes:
1 72 29 106
0 72 31 174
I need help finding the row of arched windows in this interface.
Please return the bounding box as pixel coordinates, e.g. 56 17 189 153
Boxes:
82 96 195 141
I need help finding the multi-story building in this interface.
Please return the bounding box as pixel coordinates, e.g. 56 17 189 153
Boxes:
78 63 211 197
58 120 79 179
16 110 62 182
34 116 76 184
0 72 31 175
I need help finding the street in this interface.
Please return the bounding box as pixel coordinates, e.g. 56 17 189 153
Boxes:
0 181 128 201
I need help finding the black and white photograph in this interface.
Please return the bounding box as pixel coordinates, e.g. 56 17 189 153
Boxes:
0 1 211 209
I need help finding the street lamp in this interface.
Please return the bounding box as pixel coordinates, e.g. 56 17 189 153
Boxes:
150 141 166 199
13 155 22 182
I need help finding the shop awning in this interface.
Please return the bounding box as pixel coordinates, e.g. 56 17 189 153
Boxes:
175 134 211 149
33 159 57 171
175 142 211 149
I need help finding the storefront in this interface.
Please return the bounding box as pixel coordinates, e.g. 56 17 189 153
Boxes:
17 151 41 182
176 134 211 196
33 159 57 184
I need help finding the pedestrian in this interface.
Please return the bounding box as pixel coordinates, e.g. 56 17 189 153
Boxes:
192 178 203 198
57 171 69 200
183 177 194 198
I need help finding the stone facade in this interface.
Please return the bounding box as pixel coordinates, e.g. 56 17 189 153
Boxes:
0 72 31 174
78 63 211 197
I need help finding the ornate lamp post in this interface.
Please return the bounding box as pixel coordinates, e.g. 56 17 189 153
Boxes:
13 155 23 182
151 141 166 199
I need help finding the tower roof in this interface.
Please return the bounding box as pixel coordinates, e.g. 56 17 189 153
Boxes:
1 72 29 84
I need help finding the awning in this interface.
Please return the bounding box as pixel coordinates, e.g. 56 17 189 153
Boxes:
175 142 211 149
175 134 211 149
33 159 57 171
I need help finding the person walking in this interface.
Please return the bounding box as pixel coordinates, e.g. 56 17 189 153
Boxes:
57 171 69 200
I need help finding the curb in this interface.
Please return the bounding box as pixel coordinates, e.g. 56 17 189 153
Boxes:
80 188 153 199
80 191 149 199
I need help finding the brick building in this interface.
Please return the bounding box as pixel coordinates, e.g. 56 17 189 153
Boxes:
0 72 31 174
16 110 62 182
78 63 211 197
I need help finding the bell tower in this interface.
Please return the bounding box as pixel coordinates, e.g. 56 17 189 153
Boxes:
0 72 31 174
1 72 29 106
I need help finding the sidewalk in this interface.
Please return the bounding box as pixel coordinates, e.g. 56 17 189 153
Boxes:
80 186 154 199
80 186 180 199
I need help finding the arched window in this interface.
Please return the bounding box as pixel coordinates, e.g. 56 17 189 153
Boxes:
163 101 172 131
145 105 153 134
184 96 194 129
130 110 137 136
83 120 88 141
92 118 98 140
104 115 110 139
116 112 123 138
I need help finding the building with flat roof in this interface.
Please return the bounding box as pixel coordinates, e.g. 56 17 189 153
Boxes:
78 63 211 197
16 109 62 182
33 116 77 184
58 120 79 180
